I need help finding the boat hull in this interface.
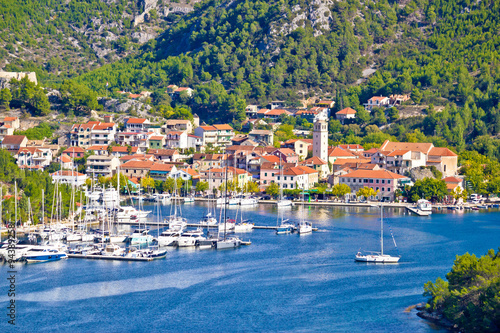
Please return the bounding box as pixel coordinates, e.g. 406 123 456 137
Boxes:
354 255 400 263
25 253 68 263
215 239 241 249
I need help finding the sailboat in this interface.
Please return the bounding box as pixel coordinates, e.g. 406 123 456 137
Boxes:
165 176 187 229
297 170 313 235
234 203 254 233
276 203 294 234
183 179 194 203
199 167 217 226
215 167 242 249
276 156 293 208
355 206 400 263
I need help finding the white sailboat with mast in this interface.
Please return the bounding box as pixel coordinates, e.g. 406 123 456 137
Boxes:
297 169 312 234
215 166 242 249
276 156 293 208
355 205 400 263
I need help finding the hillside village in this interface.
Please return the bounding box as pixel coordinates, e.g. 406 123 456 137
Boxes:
0 81 463 203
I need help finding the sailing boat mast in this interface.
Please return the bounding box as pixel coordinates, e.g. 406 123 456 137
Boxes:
42 189 44 226
223 165 228 240
380 205 383 256
15 181 17 232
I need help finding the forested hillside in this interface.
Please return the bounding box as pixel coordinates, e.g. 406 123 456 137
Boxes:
3 0 500 164
0 0 182 84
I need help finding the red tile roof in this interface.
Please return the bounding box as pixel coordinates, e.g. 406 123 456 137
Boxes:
60 154 72 163
336 107 357 115
386 150 410 157
340 169 407 179
51 170 85 177
213 124 234 130
121 160 155 169
302 156 327 165
2 135 26 145
261 155 280 163
112 146 138 153
151 149 179 156
63 146 85 153
199 125 217 131
443 176 462 183
126 118 147 124
328 147 355 157
429 147 458 157
380 140 433 154
150 163 175 172
87 145 108 151
283 166 318 175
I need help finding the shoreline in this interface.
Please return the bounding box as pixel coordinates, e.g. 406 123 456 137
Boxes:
2 199 499 236
414 304 459 331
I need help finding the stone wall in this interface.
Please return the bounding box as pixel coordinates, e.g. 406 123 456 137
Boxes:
0 71 38 87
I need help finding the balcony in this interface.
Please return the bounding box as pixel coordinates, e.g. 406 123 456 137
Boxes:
86 167 112 174
87 160 112 166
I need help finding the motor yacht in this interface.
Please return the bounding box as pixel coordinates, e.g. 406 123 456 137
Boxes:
158 229 182 246
177 229 206 247
22 246 68 263
127 229 153 245
101 244 125 256
199 212 218 226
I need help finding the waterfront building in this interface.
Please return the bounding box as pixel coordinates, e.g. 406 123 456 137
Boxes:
339 169 410 201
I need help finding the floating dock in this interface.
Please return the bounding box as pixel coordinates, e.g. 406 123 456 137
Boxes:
68 254 155 261
406 206 432 216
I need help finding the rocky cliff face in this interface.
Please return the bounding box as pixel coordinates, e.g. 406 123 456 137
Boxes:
0 0 197 76
264 0 333 54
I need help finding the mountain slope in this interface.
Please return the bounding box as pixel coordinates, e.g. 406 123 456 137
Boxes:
0 0 192 84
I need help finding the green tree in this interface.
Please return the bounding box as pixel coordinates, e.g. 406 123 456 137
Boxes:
408 178 448 202
387 107 399 122
243 180 260 194
331 183 351 198
59 80 99 116
195 180 209 193
265 182 280 198
0 88 12 108
356 186 379 201
140 176 155 193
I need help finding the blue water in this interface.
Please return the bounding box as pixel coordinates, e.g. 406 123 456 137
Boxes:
1 204 499 332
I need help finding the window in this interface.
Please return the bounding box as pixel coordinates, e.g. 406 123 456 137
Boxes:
381 188 384 191
382 180 385 184
444 165 447 172
376 179 379 184
387 180 391 184
265 173 267 177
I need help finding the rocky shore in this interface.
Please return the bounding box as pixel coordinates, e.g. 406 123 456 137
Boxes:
415 304 459 331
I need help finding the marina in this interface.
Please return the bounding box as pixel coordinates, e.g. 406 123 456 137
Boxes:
1 202 499 332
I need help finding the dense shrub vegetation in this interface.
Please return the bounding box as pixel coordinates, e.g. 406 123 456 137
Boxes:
423 249 500 332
